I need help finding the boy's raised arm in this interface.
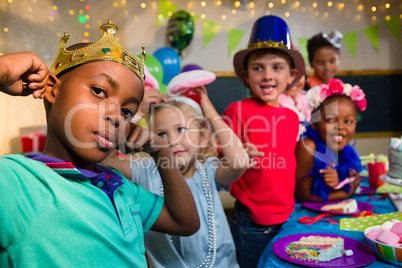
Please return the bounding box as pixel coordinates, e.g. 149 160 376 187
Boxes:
0 52 49 98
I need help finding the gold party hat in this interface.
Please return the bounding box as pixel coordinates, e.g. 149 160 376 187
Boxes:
50 19 146 84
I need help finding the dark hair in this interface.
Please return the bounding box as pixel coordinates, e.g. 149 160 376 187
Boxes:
245 48 294 70
310 94 357 123
307 33 340 65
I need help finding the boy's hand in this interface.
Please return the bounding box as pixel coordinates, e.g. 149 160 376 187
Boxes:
243 143 264 168
0 52 49 98
320 165 339 188
123 124 168 158
132 89 167 124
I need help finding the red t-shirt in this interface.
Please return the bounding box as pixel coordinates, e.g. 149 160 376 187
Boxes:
222 97 299 225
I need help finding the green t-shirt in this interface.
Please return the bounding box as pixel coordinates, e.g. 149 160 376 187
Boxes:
0 154 163 267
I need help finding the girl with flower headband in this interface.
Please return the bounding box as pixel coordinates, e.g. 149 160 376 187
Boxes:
295 78 367 203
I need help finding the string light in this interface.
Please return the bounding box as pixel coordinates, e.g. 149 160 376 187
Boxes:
232 9 236 14
201 1 206 7
234 1 240 8
268 2 274 8
69 10 74 15
357 4 363 11
312 2 317 8
168 11 172 16
314 11 319 16
385 3 390 8
221 14 226 20
141 3 146 8
216 1 222 6
201 14 206 19
372 15 376 21
79 10 84 14
85 5 90 10
323 12 329 17
295 1 300 7
113 2 118 8
52 6 57 11
4 28 9 32
121 0 126 4
281 0 286 4
385 15 390 20
337 2 344 9
327 1 332 7
371 6 376 12
249 2 254 8
285 12 290 17
250 10 255 15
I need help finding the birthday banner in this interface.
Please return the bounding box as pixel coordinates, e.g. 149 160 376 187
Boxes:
157 1 401 58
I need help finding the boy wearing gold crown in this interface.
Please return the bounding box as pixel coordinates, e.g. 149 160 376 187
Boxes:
222 15 305 267
0 20 199 267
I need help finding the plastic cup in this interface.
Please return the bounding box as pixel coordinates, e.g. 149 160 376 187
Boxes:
368 162 386 188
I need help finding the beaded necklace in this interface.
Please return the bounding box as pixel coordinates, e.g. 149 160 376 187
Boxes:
160 161 217 268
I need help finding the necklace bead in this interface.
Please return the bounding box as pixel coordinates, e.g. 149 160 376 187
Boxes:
160 161 217 268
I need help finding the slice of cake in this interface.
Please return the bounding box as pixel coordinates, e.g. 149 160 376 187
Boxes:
285 236 344 262
388 137 402 179
321 199 357 213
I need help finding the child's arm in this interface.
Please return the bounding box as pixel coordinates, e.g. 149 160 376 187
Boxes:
0 52 49 98
295 137 324 203
124 124 200 236
193 86 252 187
327 168 361 200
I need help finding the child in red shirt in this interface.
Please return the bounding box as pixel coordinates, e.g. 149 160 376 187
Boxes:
222 15 305 268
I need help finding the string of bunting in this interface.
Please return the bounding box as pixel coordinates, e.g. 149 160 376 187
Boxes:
157 0 401 58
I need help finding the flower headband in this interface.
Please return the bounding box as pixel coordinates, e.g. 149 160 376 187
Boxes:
306 78 367 111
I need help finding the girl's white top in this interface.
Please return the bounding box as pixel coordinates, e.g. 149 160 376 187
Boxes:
130 157 239 268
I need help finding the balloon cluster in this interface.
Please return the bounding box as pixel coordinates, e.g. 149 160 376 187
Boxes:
142 10 202 92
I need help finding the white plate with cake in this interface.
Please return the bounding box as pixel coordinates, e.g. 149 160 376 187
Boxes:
272 233 376 267
302 199 374 215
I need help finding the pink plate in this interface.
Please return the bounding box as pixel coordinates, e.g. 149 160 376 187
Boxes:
272 233 376 267
302 201 374 216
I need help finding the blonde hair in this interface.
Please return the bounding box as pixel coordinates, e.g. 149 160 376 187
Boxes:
146 100 217 163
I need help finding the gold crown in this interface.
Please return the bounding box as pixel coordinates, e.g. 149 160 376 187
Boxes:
50 19 146 84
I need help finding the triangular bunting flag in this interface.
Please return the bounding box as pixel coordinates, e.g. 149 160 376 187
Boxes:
297 38 309 65
343 31 358 58
157 0 178 27
363 24 379 51
227 27 245 55
192 14 200 23
202 19 222 48
384 15 401 41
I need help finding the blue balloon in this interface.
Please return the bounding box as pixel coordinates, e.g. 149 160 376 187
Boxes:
153 47 181 85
